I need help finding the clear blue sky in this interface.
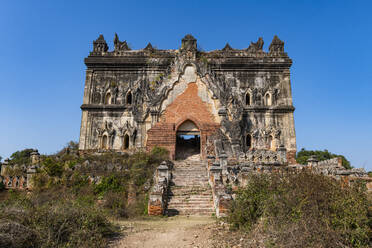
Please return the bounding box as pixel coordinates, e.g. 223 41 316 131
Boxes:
1 1 371 170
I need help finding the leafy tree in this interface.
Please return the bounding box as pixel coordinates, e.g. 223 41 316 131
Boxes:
9 148 34 165
296 148 352 169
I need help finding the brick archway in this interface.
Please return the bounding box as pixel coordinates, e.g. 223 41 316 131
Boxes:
146 82 220 160
175 119 201 160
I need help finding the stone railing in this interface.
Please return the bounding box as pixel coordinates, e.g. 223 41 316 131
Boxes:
305 156 371 192
148 160 173 215
238 145 287 166
0 150 40 190
206 147 288 217
206 156 232 218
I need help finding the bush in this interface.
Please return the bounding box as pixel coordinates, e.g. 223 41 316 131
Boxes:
228 171 371 247
102 191 128 218
0 192 116 248
42 157 64 177
296 148 352 169
94 174 125 196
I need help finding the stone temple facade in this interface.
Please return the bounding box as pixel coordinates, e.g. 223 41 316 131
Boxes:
78 34 297 163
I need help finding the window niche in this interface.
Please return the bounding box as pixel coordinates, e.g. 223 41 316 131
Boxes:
246 134 252 149
102 135 108 149
245 92 251 106
265 93 272 106
126 91 132 105
124 134 130 149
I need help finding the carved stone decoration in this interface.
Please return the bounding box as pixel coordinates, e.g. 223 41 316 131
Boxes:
92 35 108 54
247 37 264 52
181 34 197 52
144 42 155 52
222 43 234 52
96 121 115 150
269 35 285 54
114 33 131 52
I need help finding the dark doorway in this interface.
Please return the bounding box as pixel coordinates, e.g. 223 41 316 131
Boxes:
175 120 201 160
176 134 200 160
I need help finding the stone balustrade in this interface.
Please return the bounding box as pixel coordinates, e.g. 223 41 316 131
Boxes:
148 160 173 215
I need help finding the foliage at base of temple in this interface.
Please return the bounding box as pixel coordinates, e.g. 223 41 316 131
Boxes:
227 171 371 248
0 142 169 248
296 148 352 169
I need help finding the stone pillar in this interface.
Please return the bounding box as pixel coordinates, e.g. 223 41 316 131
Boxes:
206 155 215 178
26 165 37 190
219 153 228 175
210 162 222 186
0 159 9 176
307 156 318 168
30 150 40 165
157 161 170 182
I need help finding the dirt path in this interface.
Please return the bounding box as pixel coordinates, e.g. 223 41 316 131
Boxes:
109 216 220 248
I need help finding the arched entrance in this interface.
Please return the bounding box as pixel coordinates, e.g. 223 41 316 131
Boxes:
176 120 200 160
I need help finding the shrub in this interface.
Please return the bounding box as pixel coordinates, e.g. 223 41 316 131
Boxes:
0 192 116 248
94 174 125 196
42 157 64 177
102 191 128 218
150 146 169 162
228 171 371 247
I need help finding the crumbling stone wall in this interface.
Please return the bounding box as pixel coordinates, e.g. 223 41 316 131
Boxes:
79 34 297 162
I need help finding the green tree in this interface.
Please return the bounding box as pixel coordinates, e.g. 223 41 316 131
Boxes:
296 148 352 169
9 148 34 165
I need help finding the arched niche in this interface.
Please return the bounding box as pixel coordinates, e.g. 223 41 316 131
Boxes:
105 92 112 105
265 93 272 106
124 134 130 149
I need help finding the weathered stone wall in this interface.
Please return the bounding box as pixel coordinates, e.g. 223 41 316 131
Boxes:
79 34 297 162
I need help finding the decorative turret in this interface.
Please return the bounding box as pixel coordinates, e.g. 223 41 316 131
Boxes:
222 43 234 52
181 34 197 53
269 35 285 54
247 37 264 52
114 33 131 52
92 34 108 55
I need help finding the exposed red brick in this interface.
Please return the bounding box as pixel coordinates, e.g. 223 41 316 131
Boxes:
146 83 219 159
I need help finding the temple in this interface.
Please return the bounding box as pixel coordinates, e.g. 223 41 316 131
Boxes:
78 34 297 163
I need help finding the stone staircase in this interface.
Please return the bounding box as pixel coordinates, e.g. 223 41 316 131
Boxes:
167 156 215 216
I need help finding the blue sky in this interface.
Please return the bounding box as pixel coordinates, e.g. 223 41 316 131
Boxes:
1 1 371 170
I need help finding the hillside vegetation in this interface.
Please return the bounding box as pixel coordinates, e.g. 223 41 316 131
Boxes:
0 142 169 248
228 171 372 248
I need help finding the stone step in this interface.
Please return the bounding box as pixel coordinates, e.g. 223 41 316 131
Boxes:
167 159 215 216
167 209 214 215
172 183 209 187
169 190 211 194
168 203 213 207
168 196 213 200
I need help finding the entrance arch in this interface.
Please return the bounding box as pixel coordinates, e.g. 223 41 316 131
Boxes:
176 120 200 160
